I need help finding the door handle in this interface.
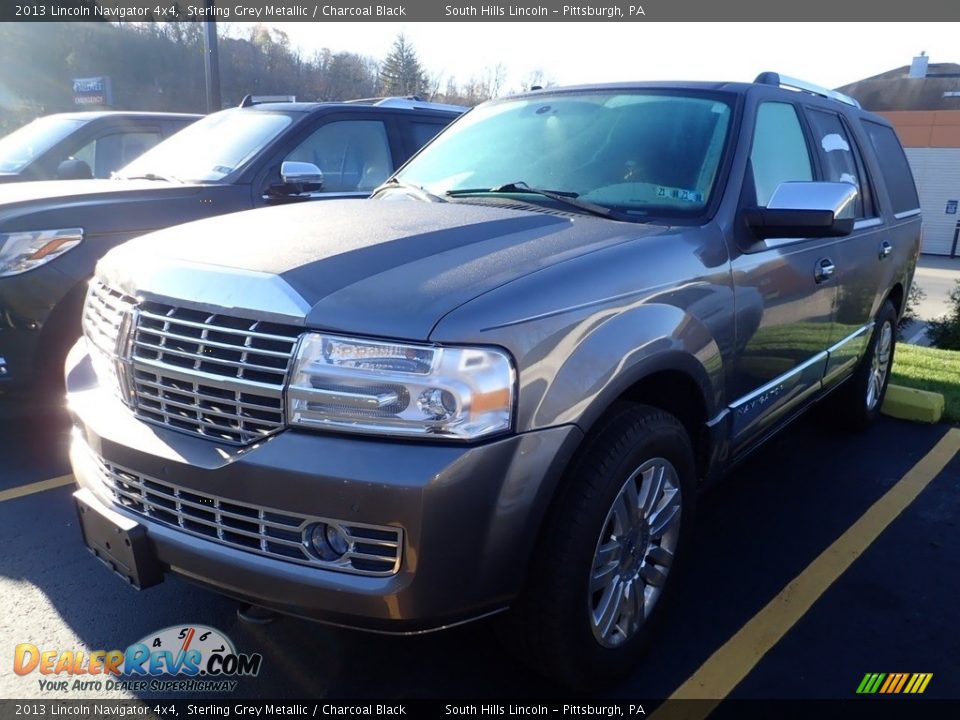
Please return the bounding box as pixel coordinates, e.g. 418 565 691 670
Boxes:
879 241 893 260
814 258 836 283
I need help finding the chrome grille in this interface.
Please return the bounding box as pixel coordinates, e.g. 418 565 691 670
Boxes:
93 454 403 576
82 280 301 446
82 281 136 394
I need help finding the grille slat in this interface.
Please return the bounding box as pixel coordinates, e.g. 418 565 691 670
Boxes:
92 454 403 576
133 341 289 375
138 309 301 344
136 329 293 358
82 280 300 445
132 392 284 429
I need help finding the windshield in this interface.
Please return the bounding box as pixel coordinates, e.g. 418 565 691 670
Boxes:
0 116 86 173
118 108 294 182
395 90 734 217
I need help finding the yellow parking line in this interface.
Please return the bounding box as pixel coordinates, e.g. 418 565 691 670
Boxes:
0 474 75 503
653 428 960 719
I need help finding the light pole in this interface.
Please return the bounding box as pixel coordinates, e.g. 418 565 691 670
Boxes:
202 0 222 112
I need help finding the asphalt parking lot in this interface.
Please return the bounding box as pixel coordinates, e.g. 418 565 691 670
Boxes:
1 399 958 705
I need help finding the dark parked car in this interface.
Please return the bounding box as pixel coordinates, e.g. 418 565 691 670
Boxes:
66 75 920 687
0 98 462 394
0 111 199 183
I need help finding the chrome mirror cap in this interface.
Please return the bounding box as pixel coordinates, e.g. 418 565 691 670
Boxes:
767 181 858 220
280 161 324 188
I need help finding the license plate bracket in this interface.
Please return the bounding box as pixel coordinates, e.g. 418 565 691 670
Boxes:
74 488 163 589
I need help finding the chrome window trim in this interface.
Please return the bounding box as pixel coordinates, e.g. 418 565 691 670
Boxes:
853 218 883 230
894 208 921 220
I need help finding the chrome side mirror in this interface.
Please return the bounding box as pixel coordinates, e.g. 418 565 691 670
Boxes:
746 181 858 240
281 161 324 188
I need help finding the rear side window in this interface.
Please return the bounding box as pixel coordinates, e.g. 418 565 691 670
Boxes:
749 102 812 206
73 131 162 178
805 108 871 219
862 121 920 216
409 121 447 150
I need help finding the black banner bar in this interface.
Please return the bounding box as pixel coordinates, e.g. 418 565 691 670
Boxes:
4 0 960 22
3 699 960 720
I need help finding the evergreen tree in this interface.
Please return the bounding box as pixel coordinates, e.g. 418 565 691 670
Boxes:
378 34 427 97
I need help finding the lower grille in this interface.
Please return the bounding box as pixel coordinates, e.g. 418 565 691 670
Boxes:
93 456 403 576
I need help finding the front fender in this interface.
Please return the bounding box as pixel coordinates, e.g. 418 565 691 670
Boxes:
530 302 724 433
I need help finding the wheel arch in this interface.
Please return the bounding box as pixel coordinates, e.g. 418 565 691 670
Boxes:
575 352 717 483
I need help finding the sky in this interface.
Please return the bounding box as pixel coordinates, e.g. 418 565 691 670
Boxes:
268 22 958 93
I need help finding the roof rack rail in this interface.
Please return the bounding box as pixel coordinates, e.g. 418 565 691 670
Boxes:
239 94 296 108
344 96 468 113
753 72 861 109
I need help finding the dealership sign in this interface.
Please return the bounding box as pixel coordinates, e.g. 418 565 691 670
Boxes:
72 76 113 106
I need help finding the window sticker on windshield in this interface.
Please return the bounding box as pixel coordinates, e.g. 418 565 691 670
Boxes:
655 186 704 203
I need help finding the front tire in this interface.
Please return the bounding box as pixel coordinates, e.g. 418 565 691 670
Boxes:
501 403 696 689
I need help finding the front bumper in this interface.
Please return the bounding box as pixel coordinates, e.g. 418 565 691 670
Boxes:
66 340 582 632
0 316 43 393
0 264 78 394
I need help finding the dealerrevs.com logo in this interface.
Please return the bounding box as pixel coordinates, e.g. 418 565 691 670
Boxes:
14 625 263 693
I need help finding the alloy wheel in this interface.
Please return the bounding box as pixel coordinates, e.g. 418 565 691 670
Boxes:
866 320 893 411
588 457 682 648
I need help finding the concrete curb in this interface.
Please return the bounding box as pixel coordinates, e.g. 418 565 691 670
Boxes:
882 384 946 424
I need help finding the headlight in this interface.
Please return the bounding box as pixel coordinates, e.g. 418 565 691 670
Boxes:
288 333 515 441
0 228 84 277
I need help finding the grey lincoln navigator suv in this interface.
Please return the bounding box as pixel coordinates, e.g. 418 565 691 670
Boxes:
66 75 920 688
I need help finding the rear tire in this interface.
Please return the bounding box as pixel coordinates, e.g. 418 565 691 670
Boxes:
499 403 696 689
830 300 897 431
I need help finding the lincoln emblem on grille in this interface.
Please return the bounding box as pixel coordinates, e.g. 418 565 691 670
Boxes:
114 306 140 406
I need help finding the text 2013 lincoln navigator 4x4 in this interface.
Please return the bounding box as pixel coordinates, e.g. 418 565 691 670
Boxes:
66 74 920 687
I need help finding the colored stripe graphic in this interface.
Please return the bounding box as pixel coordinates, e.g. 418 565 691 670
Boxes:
894 673 909 693
857 672 932 694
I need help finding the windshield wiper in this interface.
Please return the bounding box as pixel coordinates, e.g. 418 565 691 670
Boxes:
372 178 446 203
446 181 627 221
115 172 182 183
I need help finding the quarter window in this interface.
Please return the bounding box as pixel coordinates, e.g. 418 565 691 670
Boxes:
862 120 920 216
749 103 812 207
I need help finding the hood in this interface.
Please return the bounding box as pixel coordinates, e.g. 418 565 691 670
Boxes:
0 178 198 208
103 198 667 340
0 178 213 236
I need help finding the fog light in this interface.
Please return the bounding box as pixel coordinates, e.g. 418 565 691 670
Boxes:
306 522 351 561
0 357 7 376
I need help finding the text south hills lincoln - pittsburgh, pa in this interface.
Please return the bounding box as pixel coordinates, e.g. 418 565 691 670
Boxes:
444 5 644 16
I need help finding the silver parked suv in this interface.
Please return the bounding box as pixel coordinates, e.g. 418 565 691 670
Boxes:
66 74 920 687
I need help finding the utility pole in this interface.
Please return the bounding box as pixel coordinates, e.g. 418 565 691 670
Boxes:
202 0 222 112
